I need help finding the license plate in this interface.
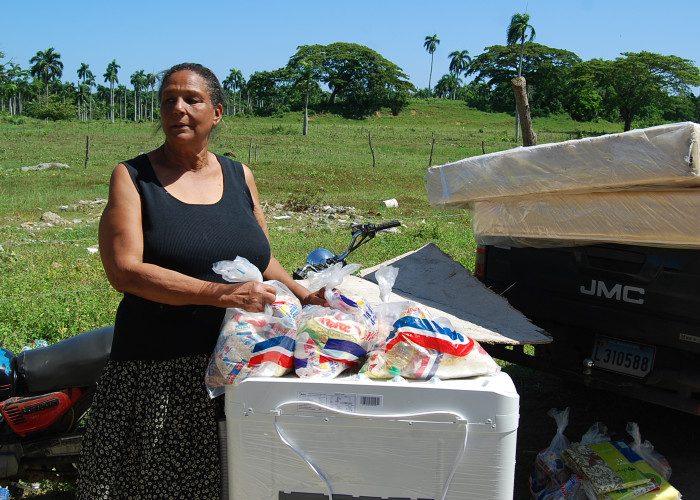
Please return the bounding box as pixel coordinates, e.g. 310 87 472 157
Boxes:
591 337 655 377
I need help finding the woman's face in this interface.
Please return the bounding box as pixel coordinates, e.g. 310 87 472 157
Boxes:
160 70 223 146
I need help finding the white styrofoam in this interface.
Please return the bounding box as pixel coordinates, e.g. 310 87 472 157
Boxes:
425 122 700 207
225 371 519 500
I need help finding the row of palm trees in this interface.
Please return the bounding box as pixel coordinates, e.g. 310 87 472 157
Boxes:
1 48 254 122
423 12 535 98
3 49 154 123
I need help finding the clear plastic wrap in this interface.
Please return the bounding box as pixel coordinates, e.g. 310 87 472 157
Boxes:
473 188 700 249
426 122 700 208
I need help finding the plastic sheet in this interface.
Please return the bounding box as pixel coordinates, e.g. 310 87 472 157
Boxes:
426 122 700 207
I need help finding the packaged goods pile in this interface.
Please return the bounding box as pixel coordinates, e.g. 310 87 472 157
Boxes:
425 122 700 249
212 258 521 499
205 257 502 397
530 408 680 500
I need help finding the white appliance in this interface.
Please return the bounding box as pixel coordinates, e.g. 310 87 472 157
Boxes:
224 371 519 500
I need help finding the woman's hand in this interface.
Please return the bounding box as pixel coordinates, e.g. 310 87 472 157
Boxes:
220 281 277 312
300 287 329 307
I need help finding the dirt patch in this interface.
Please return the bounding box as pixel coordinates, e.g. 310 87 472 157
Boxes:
505 364 698 499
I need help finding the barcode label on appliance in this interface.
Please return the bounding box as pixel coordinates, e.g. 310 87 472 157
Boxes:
359 394 383 407
296 391 384 413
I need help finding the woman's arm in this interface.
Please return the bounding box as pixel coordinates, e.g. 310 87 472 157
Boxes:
242 164 327 306
99 163 276 311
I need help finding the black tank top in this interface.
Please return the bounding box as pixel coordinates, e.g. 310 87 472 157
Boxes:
110 153 271 361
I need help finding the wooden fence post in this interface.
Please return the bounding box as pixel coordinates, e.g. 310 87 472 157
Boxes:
428 132 435 166
84 136 90 169
368 131 376 168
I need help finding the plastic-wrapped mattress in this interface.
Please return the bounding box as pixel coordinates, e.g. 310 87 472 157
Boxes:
426 122 700 207
473 188 700 248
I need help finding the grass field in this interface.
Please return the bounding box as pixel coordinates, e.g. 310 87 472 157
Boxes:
0 99 623 352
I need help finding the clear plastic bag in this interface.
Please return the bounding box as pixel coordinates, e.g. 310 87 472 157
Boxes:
205 257 302 396
294 263 378 379
578 421 610 446
360 300 500 380
529 407 580 500
293 305 373 379
626 422 672 481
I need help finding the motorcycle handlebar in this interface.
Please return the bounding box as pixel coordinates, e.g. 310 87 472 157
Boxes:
375 220 401 231
351 220 401 235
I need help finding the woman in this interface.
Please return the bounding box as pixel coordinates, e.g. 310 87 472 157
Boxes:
77 62 325 499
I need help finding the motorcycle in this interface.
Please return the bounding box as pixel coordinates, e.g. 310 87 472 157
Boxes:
0 219 399 498
292 220 401 279
0 326 113 497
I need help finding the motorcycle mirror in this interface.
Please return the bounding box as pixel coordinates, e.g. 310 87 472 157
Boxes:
306 248 335 266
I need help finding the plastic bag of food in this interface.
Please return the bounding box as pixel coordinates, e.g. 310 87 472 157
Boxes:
205 257 301 396
294 305 372 378
360 300 500 380
307 262 378 335
293 262 381 379
578 421 610 446
626 422 672 481
528 407 579 500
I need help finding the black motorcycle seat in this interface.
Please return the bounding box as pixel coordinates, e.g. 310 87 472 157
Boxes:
17 326 114 393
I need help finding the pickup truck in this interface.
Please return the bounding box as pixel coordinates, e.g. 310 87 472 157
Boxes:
475 241 700 415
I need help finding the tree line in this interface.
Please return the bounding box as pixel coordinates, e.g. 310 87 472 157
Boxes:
1 13 699 131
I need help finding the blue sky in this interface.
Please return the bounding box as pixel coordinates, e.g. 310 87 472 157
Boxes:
2 0 699 95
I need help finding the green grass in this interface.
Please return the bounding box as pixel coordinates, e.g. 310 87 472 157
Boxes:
0 99 624 352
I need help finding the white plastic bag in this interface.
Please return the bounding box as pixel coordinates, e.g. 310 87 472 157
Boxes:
529 407 576 499
626 422 672 480
578 422 610 446
205 257 301 396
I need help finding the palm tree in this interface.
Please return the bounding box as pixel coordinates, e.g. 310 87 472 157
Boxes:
423 34 440 97
29 47 63 104
448 50 472 79
77 63 90 84
223 68 243 115
4 63 27 115
292 59 321 135
507 12 536 142
507 13 536 78
77 63 90 120
146 73 157 121
130 70 146 121
435 73 462 100
103 59 120 123
85 70 95 120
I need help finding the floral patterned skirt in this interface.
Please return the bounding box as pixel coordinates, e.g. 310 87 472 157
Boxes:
77 355 223 499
